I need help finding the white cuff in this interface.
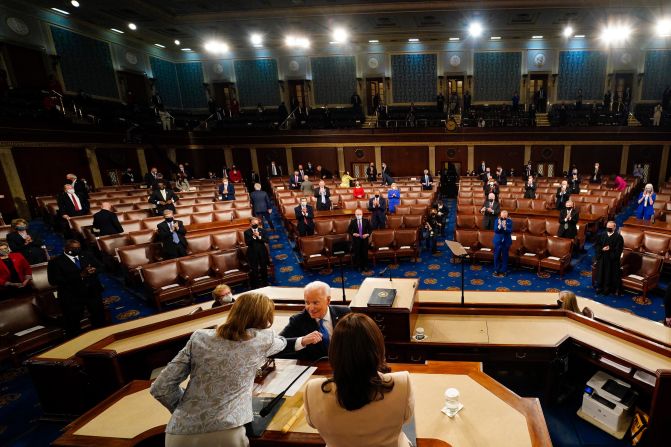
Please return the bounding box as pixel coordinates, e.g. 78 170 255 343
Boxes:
294 337 306 351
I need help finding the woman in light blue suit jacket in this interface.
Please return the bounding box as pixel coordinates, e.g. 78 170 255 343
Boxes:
387 183 401 213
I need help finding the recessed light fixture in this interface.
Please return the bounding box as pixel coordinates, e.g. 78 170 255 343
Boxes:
408 38 420 42
574 34 585 38
332 27 348 43
70 1 80 7
490 36 501 40
368 39 379 43
128 23 137 30
250 34 263 46
204 40 229 54
532 35 543 39
174 40 180 46
563 26 574 37
181 48 192 51
154 43 165 48
110 28 124 34
51 8 69 15
656 19 671 37
469 22 483 37
285 36 310 48
449 37 460 41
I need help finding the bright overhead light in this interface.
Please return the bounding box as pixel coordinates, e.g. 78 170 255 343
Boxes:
154 43 165 48
490 36 501 40
110 28 124 34
285 36 310 48
332 27 348 43
574 34 585 38
204 40 229 54
656 19 671 37
368 39 379 43
600 24 631 44
174 39 180 46
468 22 483 37
532 35 543 39
51 8 69 15
70 1 80 7
408 38 420 42
128 23 137 30
181 48 192 51
250 34 263 46
449 37 460 41
563 26 574 37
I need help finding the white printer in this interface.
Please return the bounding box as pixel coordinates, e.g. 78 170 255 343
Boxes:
578 371 638 439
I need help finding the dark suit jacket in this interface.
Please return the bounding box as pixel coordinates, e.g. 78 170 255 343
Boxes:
92 209 124 236
555 188 571 209
157 220 187 246
294 205 315 233
366 166 377 181
47 252 103 302
277 305 351 360
149 189 179 208
495 172 507 185
421 174 433 189
348 217 372 239
57 192 89 216
244 228 268 263
122 172 136 184
70 179 89 200
144 172 160 189
250 190 272 214
218 183 235 201
481 199 500 217
314 187 331 209
289 174 302 189
590 169 602 184
368 197 387 214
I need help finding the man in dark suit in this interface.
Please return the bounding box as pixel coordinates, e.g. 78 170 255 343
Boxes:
590 162 602 184
218 178 235 201
556 180 571 210
47 240 106 336
250 171 260 186
421 169 433 190
480 193 500 230
568 172 581 194
278 281 351 361
495 166 507 186
523 161 534 179
366 162 377 182
477 160 487 177
297 164 306 179
250 183 275 230
122 168 137 184
92 202 124 236
156 210 187 259
149 181 179 215
57 183 90 219
493 211 513 277
380 162 394 185
268 161 283 178
306 162 315 175
368 189 387 230
66 173 89 201
558 200 579 240
144 167 160 189
348 209 372 272
289 171 302 190
314 180 331 211
244 218 270 288
315 165 332 179
294 197 315 236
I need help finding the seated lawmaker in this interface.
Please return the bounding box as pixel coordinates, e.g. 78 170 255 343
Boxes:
303 313 414 447
218 178 235 201
7 219 48 265
278 281 350 361
92 202 124 236
157 210 187 259
212 284 234 308
0 242 32 297
289 171 302 190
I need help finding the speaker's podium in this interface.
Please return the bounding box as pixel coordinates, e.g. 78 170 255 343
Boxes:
349 277 419 342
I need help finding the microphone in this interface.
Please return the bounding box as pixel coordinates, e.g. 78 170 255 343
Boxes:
259 355 328 417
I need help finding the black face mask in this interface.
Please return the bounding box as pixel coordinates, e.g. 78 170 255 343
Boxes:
252 224 259 230
566 206 572 210
375 195 379 198
67 249 81 256
607 229 615 234
165 217 173 222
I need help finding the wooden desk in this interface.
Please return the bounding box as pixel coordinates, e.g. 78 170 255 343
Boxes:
624 216 671 234
285 208 371 222
53 361 550 447
185 219 249 235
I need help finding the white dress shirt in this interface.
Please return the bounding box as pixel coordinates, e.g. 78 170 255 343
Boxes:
294 308 333 351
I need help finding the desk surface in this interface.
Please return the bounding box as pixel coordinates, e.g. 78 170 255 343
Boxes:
54 361 549 447
624 216 671 233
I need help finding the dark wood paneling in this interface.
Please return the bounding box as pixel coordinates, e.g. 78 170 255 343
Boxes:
570 145 622 177
291 147 338 175
436 145 468 175
2 43 48 89
232 148 253 180
630 145 662 186
531 145 564 176
474 145 524 173
176 148 225 179
256 147 287 180
95 148 141 186
12 147 92 199
0 165 15 218
344 147 375 174
381 146 429 177
144 146 174 177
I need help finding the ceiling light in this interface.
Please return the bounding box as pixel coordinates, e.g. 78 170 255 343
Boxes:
490 36 501 40
408 38 420 42
51 8 69 15
563 26 574 37
332 28 348 43
655 19 671 37
181 48 192 51
154 43 165 48
285 36 310 48
128 23 137 31
449 37 460 41
468 22 483 37
70 1 80 7
532 35 543 39
574 34 585 38
600 24 631 44
110 28 124 34
368 39 379 43
250 34 263 46
174 40 180 46
204 40 229 54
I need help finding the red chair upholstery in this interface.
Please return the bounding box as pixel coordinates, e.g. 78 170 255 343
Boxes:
387 215 404 229
454 229 479 256
142 260 190 310
314 220 334 235
526 218 546 236
210 250 249 287
539 237 573 277
177 254 220 295
333 219 351 234
456 215 476 229
299 236 330 270
403 215 423 229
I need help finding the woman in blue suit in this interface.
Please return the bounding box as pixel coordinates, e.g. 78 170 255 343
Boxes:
635 183 656 221
493 210 513 277
387 183 401 213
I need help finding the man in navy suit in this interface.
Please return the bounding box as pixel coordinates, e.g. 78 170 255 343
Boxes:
278 281 351 361
288 170 302 190
294 197 315 236
250 183 275 230
367 189 387 230
218 178 235 201
493 210 513 277
421 169 433 190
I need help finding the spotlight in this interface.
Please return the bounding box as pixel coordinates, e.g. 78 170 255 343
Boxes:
332 28 348 43
174 40 180 46
128 23 137 30
51 8 69 15
181 48 192 51
574 34 585 38
408 38 420 42
368 39 379 43
71 1 80 7
449 37 460 41
656 19 671 37
490 36 501 40
468 22 483 37
563 26 574 37
110 28 124 34
600 24 631 44
285 36 310 48
532 35 543 39
204 41 229 54
250 34 263 46
154 43 165 48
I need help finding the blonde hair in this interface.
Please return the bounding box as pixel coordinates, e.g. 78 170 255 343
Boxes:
558 291 580 313
212 284 231 298
216 293 274 341
11 218 28 229
645 183 654 192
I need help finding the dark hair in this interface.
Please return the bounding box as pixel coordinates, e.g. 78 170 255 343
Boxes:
321 313 393 411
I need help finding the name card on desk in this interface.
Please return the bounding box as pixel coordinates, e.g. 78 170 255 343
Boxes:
628 274 645 281
224 269 240 274
547 256 560 261
480 248 491 252
523 252 536 257
161 284 179 290
15 325 45 337
378 247 390 251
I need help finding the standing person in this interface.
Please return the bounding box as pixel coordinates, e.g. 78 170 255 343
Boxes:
157 210 187 259
463 90 472 113
66 173 89 201
524 175 537 199
145 167 160 189
446 164 458 198
421 169 433 190
149 181 179 215
568 171 581 194
483 178 499 199
174 175 190 192
151 293 286 447
294 197 315 236
228 166 243 183
7 219 48 265
590 162 602 184
303 313 414 447
368 189 387 230
268 161 282 178
300 175 314 196
366 162 377 182
57 183 89 219
218 178 235 201
423 209 440 253
594 221 624 295
92 202 124 236
493 210 512 277
433 200 449 236
494 166 507 186
480 193 500 230
352 180 366 199
632 164 644 181
348 209 371 272
653 103 663 127
575 89 583 110
250 183 275 230
556 180 571 210
289 171 302 190
523 161 534 179
244 218 269 288
297 164 306 179
339 171 354 188
122 168 137 184
557 200 579 240
635 183 656 221
0 242 32 297
380 163 394 185
314 181 331 211
387 183 401 213
436 92 445 112
47 240 105 336
512 92 520 111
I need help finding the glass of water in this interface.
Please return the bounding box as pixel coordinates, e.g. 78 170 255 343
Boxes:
444 388 460 416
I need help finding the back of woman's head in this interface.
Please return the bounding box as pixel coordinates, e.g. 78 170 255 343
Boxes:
216 292 274 341
323 313 393 411
559 290 580 313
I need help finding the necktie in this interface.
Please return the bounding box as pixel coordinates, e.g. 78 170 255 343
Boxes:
318 319 330 346
272 165 277 175
73 257 81 269
70 194 80 211
170 223 180 244
358 219 363 236
321 190 325 204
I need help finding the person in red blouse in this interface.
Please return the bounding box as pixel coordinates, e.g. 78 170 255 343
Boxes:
613 175 627 192
352 180 365 199
228 166 243 183
0 242 32 298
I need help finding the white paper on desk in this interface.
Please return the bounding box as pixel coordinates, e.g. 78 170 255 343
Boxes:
255 365 317 397
14 325 45 337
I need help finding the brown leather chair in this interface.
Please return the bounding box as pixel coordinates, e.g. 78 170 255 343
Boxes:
125 210 151 221
456 214 476 229
314 220 334 235
620 253 663 298
458 191 473 198
142 260 190 310
369 230 396 265
342 200 358 210
501 199 517 210
29 263 56 302
473 231 495 263
214 201 234 211
395 206 411 215
545 219 560 236
518 234 547 270
539 237 573 277
186 234 213 254
190 212 213 224
457 197 473 206
403 215 423 229
590 203 609 222
526 218 547 236
118 243 163 282
357 199 369 209
508 233 523 267
324 234 352 265
387 215 404 229
210 250 250 287
98 234 131 260
211 231 239 251
333 219 351 234
457 205 476 215
410 205 427 215
416 198 431 206
234 208 253 219
195 204 215 213
583 196 600 204
112 204 135 213
394 229 419 262
641 233 670 258
214 211 234 222
120 220 143 232
178 253 220 295
620 228 644 265
531 200 547 211
142 216 165 229
454 229 479 257
174 205 194 215
299 236 330 270
516 199 532 211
